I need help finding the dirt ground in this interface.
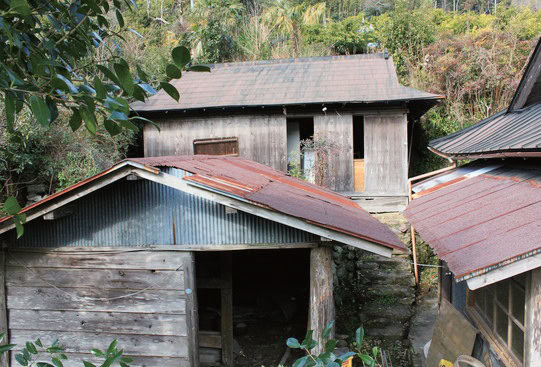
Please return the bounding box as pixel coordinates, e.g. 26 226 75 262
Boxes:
233 312 306 367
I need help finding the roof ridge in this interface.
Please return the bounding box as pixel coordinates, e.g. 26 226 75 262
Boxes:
207 53 387 69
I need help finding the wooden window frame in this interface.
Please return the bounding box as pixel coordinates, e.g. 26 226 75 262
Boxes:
193 137 239 157
466 274 530 367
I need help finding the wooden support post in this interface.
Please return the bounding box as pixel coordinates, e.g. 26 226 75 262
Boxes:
183 253 199 367
309 246 335 355
408 181 419 285
411 225 419 285
221 253 233 366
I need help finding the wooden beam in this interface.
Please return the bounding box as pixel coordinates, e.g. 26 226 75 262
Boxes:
134 169 393 258
0 167 134 235
526 268 540 366
220 253 233 366
466 252 541 290
309 247 335 355
0 248 8 367
183 253 199 367
199 331 222 349
7 243 319 254
509 42 541 111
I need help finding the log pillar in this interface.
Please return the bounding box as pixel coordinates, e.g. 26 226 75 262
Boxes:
309 246 335 355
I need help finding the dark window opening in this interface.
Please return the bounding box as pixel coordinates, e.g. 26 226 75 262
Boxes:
196 249 310 366
353 116 364 159
471 274 527 365
194 137 239 156
353 116 365 192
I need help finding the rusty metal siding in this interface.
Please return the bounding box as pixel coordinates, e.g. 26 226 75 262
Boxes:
131 156 406 251
7 167 316 247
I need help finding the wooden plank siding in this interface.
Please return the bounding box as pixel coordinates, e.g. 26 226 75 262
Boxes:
364 112 408 196
144 115 288 172
143 109 409 198
5 249 193 366
313 114 354 192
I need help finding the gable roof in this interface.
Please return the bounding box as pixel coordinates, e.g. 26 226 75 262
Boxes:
131 53 442 116
429 38 541 159
0 156 406 257
405 161 541 288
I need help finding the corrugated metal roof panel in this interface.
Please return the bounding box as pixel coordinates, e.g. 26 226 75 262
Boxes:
130 54 442 113
404 162 541 280
429 103 541 158
8 168 316 247
1 156 405 252
130 156 405 251
430 38 541 159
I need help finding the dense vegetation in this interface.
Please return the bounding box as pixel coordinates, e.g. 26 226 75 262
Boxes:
1 0 541 211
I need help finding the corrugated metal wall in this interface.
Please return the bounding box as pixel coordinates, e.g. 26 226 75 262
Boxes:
8 168 316 247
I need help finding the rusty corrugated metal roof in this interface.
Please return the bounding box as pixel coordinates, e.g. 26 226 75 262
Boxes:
404 161 541 280
130 53 442 113
130 156 406 251
1 156 406 252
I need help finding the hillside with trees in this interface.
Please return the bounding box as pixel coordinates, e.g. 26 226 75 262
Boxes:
1 0 541 210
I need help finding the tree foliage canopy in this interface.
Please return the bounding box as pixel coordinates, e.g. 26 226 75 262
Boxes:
0 0 209 236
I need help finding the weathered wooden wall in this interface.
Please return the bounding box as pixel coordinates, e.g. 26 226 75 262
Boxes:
364 112 408 196
5 248 195 367
313 114 354 192
144 109 409 197
144 115 288 171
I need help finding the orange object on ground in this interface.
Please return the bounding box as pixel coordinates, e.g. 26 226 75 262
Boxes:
341 357 353 367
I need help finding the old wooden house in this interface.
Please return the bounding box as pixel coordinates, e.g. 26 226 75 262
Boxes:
405 38 541 367
0 155 405 367
131 54 443 212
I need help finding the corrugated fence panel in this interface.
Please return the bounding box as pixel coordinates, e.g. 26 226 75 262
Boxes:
6 249 191 366
8 168 316 247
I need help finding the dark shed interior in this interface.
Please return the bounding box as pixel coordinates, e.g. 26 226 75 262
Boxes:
196 249 310 366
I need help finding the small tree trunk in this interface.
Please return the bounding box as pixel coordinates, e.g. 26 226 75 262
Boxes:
292 23 299 57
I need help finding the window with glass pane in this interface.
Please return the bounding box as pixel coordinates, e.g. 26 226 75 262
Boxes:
472 274 527 365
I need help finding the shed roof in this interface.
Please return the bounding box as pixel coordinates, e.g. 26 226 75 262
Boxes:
429 38 541 159
404 161 541 287
130 53 442 115
0 156 406 256
429 103 541 159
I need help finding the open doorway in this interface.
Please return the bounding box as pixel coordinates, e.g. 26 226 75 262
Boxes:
353 116 365 192
287 118 314 180
196 249 310 366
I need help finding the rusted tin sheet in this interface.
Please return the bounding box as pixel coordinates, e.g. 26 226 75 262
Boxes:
131 156 406 252
405 162 541 280
1 156 405 252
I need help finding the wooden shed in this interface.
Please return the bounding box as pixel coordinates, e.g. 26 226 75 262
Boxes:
131 54 443 212
0 156 405 367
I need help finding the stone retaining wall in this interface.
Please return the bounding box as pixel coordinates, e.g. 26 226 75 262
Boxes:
333 213 415 365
